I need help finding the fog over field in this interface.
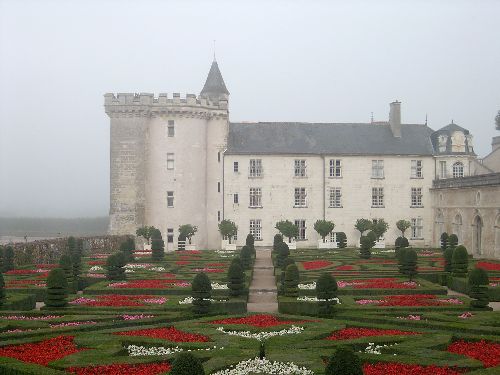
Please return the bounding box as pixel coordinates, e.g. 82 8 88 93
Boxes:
0 0 499 218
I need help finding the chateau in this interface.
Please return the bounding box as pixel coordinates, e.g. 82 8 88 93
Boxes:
104 60 500 258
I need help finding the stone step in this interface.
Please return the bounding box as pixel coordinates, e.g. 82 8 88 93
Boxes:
249 288 277 293
248 294 278 304
247 302 279 313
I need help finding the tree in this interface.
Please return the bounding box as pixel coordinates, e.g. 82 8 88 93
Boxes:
76 238 84 257
336 232 347 248
45 268 68 308
192 272 212 314
119 237 135 262
448 234 458 251
227 258 245 297
59 254 74 293
276 241 289 268
354 218 372 237
314 220 335 242
151 229 165 261
240 245 252 269
106 252 126 280
440 232 449 251
71 252 82 291
67 236 76 256
400 248 418 281
371 219 389 241
280 257 296 294
246 234 255 247
468 268 489 309
0 272 5 307
396 219 411 237
444 247 454 273
284 264 300 297
170 352 205 375
359 231 376 259
136 226 154 244
275 220 299 243
495 110 500 130
316 273 338 317
395 236 409 250
3 246 14 272
273 234 283 253
325 347 363 375
179 224 198 244
218 220 238 244
451 245 469 277
0 246 4 273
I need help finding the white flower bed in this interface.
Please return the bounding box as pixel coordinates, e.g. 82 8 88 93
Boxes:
149 266 166 272
372 249 395 254
89 265 104 272
215 250 235 255
126 344 221 357
360 342 398 355
211 282 229 290
178 297 227 305
216 325 304 341
296 296 341 304
298 282 316 290
124 263 151 269
210 357 314 375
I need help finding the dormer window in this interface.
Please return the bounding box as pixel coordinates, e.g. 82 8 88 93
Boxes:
438 135 448 153
451 131 466 153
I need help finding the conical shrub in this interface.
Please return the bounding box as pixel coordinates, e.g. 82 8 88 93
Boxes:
170 352 205 375
468 268 489 309
451 245 469 277
284 264 299 297
192 272 212 314
45 268 68 308
325 347 363 375
227 259 245 297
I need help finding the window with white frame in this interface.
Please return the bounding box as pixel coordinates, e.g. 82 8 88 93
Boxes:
329 159 342 177
372 187 384 207
167 153 174 170
294 187 307 207
439 161 447 179
411 217 423 239
233 161 239 173
372 160 384 178
167 191 174 207
329 231 337 243
249 219 262 240
294 219 306 240
249 159 262 177
249 188 262 207
411 160 423 178
453 162 464 178
411 187 423 207
294 159 307 177
167 120 175 137
329 187 342 207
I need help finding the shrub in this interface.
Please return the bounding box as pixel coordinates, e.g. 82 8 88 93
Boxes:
280 257 296 294
400 248 418 281
448 234 458 251
192 272 212 314
396 219 411 237
246 234 255 247
151 230 165 261
240 245 252 269
359 232 376 259
336 232 347 248
440 232 449 251
0 246 3 272
120 237 135 262
136 226 155 244
275 220 299 243
451 245 469 277
106 252 126 280
227 259 245 297
396 247 407 268
179 224 198 244
273 234 283 253
71 253 82 290
170 352 205 375
468 268 489 309
444 247 454 272
45 268 68 308
218 220 238 244
67 236 76 255
354 218 372 237
371 219 389 240
316 273 338 317
76 238 84 257
395 236 409 250
3 246 14 272
325 347 363 375
59 254 74 292
314 220 335 243
276 242 289 268
284 264 299 297
0 272 5 307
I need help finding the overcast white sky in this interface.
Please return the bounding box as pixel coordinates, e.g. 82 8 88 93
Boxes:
0 0 499 218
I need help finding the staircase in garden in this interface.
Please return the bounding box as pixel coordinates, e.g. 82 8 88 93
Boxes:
247 248 279 313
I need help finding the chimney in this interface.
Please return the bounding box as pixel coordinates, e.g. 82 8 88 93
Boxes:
389 101 401 138
492 136 500 152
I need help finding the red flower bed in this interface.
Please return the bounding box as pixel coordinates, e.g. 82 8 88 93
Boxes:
88 261 105 265
447 340 500 367
325 327 420 340
4 269 39 275
177 250 202 254
0 335 83 366
68 362 172 375
338 278 417 289
162 273 177 278
302 260 333 270
357 294 463 307
114 326 209 342
209 314 312 328
206 263 225 267
363 362 463 375
193 267 224 273
6 279 46 288
108 280 174 289
335 265 354 271
35 264 57 268
175 261 191 265
476 262 500 271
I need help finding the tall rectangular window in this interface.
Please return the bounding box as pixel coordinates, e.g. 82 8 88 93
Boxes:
249 159 263 177
167 228 174 243
329 187 342 208
167 120 175 137
249 187 262 207
218 182 221 193
372 187 384 207
233 161 239 173
439 161 447 179
167 191 174 207
218 152 221 162
294 187 307 207
411 217 423 239
250 219 262 240
233 193 239 204
294 159 307 177
294 219 306 240
218 211 221 222
372 160 384 178
411 187 423 207
411 160 423 178
329 159 342 177
167 153 174 170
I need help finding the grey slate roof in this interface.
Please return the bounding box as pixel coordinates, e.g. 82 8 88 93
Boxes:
200 60 229 96
435 123 470 135
226 122 436 156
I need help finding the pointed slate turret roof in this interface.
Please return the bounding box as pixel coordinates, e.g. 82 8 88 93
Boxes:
200 60 229 97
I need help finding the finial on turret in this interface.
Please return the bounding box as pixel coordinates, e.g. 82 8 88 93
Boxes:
213 39 216 61
451 119 454 124
425 114 428 126
370 112 374 123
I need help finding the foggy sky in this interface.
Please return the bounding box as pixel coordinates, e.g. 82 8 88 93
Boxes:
0 0 499 218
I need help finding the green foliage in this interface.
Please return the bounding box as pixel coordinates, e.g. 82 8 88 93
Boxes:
371 219 389 240
444 247 454 272
45 268 68 308
395 236 409 250
275 220 299 242
227 258 245 297
284 264 299 297
448 234 458 251
273 234 283 253
76 238 84 257
3 246 14 272
0 272 5 307
179 224 198 244
151 228 164 261
469 267 489 286
218 220 238 243
359 231 376 259
325 347 363 375
316 273 338 317
336 232 347 248
136 226 155 244
396 247 407 268
469 268 490 309
240 245 252 269
440 232 449 251
178 233 187 250
276 241 289 268
119 237 135 262
314 220 335 241
71 253 82 287
451 245 469 277
170 352 205 375
354 218 372 236
0 246 3 272
396 219 411 237
192 272 212 314
280 257 296 294
106 252 126 280
246 234 255 247
67 236 76 255
59 254 74 292
400 248 418 281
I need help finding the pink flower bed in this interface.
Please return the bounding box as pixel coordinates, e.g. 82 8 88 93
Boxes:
193 268 224 273
69 295 167 307
120 314 155 320
3 315 63 321
50 321 97 328
363 363 463 375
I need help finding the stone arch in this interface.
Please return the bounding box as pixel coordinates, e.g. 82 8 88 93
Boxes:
452 212 463 244
472 215 483 255
435 210 445 246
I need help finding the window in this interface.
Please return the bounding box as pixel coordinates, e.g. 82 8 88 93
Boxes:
294 219 306 240
329 159 342 178
411 160 423 178
233 193 239 204
372 160 384 178
250 219 262 240
218 152 221 162
294 159 307 177
249 159 263 177
329 187 342 208
411 187 423 207
167 120 175 137
294 187 307 207
167 153 174 170
249 188 262 207
453 162 464 178
372 187 384 207
167 228 174 243
218 211 221 222
218 182 221 193
233 161 239 173
439 161 447 179
167 191 174 207
411 217 423 239
330 232 337 243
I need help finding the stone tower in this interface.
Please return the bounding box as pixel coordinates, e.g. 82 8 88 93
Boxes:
104 60 229 249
